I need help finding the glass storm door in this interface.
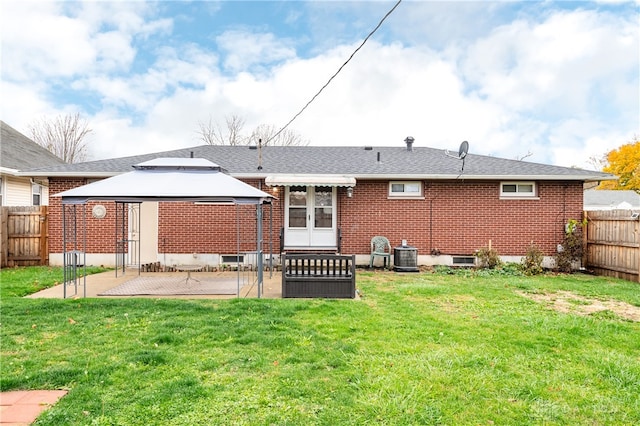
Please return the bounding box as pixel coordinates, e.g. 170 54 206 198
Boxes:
285 186 336 247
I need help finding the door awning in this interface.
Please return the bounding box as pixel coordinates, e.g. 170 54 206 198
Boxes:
265 174 356 187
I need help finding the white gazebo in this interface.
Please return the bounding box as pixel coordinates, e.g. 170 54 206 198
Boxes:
54 158 275 298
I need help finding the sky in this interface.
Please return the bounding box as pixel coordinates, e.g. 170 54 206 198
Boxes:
1 0 638 169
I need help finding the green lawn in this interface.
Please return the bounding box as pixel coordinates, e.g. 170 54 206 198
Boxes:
0 265 109 298
1 267 639 425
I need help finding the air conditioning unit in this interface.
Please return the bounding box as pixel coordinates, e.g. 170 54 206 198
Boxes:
394 246 418 272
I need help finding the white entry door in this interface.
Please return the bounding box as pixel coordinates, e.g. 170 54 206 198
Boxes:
127 203 140 266
285 186 337 248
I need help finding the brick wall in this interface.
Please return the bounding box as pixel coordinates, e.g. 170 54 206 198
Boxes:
157 202 282 253
49 177 582 258
339 180 583 256
49 179 125 253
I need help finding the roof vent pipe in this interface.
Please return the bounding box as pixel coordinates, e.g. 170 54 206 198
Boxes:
404 136 415 151
190 151 194 158
377 152 381 162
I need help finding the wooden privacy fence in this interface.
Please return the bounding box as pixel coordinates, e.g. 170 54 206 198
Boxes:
585 210 639 283
0 206 49 267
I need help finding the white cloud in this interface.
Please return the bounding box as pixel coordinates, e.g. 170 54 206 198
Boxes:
548 119 630 168
0 1 171 81
216 30 296 73
463 9 638 115
1 1 95 80
1 1 637 171
0 81 59 129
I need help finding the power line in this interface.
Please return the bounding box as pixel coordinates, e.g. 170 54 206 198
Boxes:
265 0 403 145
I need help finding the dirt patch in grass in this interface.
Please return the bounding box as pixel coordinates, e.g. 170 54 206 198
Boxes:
518 290 640 322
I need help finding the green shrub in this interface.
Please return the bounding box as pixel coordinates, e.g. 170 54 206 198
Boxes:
554 219 585 273
522 243 544 275
475 246 502 269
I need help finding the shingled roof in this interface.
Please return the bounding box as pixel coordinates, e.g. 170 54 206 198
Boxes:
1 121 66 173
584 189 640 209
24 144 615 182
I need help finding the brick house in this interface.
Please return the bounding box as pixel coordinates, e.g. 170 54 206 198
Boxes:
27 140 614 268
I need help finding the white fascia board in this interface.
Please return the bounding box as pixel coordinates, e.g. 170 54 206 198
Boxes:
18 171 121 178
351 173 617 182
0 166 20 176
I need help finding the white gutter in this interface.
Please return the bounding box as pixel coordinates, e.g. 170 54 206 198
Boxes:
0 166 20 176
235 173 617 182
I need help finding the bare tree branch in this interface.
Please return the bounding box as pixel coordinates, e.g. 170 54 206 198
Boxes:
587 153 607 171
197 114 247 145
249 124 309 147
28 113 92 163
515 150 533 161
197 115 308 146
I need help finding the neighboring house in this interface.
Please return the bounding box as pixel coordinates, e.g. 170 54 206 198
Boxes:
0 121 66 206
584 189 640 211
27 139 615 267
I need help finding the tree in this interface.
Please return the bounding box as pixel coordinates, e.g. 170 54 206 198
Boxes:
28 113 92 163
196 115 308 147
197 114 248 146
249 124 309 147
597 138 640 192
587 153 607 171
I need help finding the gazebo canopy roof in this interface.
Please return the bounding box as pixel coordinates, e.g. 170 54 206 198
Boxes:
55 158 274 204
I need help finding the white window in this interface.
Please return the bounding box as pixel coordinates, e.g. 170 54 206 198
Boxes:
0 177 3 206
500 182 537 198
32 182 41 206
389 181 423 198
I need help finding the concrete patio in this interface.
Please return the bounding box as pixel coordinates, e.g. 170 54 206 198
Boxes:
26 269 283 299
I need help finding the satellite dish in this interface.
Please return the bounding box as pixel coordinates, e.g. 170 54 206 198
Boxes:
445 141 470 160
444 140 470 175
458 141 469 159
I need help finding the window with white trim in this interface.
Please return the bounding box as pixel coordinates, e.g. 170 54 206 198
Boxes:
389 181 422 198
500 182 537 198
0 177 3 206
32 182 41 206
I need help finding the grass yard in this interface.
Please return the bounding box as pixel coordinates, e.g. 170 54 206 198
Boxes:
1 267 639 425
0 265 109 298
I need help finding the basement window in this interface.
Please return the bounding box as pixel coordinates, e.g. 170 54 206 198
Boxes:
452 256 476 266
389 181 423 198
221 254 245 264
500 182 537 199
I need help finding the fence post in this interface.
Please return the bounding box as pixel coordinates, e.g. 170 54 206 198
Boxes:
40 206 48 265
635 215 640 283
582 210 588 269
1 207 8 267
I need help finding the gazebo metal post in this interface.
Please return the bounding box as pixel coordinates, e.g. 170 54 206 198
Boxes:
269 201 273 279
82 205 87 298
235 204 239 297
62 204 87 298
137 203 141 275
63 204 68 298
257 203 263 298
